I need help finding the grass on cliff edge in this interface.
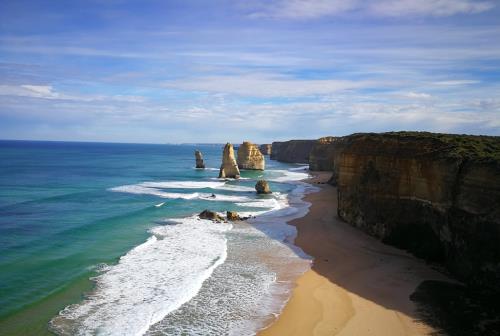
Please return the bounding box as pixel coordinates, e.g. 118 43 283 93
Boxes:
373 131 500 161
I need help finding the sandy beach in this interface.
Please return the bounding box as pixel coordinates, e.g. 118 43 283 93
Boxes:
259 172 450 336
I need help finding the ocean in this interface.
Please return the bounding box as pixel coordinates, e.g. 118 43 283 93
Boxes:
0 140 315 335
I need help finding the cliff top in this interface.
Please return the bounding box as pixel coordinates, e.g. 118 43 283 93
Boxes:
348 131 500 162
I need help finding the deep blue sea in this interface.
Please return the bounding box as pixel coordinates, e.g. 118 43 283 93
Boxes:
0 140 314 335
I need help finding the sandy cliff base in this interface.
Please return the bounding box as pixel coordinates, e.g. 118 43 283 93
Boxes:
259 172 450 336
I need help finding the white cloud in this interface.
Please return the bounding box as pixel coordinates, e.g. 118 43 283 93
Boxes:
0 84 146 102
0 85 60 99
163 73 372 97
370 0 495 17
433 80 480 86
249 0 359 19
249 0 495 19
402 91 432 99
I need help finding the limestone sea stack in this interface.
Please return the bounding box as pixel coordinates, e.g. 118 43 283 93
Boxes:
237 141 265 170
259 144 272 155
255 180 272 194
218 143 240 178
194 150 205 169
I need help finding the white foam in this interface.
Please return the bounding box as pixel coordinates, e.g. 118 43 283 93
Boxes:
110 185 200 200
213 184 256 192
199 194 251 202
210 177 251 181
288 165 309 171
268 169 309 182
141 181 225 189
154 202 165 208
145 180 255 193
50 217 231 336
110 185 250 202
58 167 317 335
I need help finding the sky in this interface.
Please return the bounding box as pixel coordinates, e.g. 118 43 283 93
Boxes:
0 0 499 144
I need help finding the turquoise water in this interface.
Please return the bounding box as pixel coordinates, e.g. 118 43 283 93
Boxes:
0 140 311 335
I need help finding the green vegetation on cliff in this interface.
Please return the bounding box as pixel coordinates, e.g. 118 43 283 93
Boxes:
380 131 500 161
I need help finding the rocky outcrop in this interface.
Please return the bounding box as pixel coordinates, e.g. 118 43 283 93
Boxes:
309 136 338 171
219 143 240 178
195 150 205 169
259 144 272 155
255 180 272 194
237 141 265 170
199 210 224 222
226 211 241 221
334 132 500 292
270 140 315 163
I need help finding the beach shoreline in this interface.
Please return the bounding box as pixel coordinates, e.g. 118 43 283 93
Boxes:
258 171 451 336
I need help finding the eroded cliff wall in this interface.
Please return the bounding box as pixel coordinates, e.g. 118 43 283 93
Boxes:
270 140 315 163
309 136 338 171
335 132 500 292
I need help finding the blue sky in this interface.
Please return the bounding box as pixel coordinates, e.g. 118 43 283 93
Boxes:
1 0 499 143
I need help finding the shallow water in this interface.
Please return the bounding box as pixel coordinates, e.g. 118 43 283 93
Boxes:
0 140 314 335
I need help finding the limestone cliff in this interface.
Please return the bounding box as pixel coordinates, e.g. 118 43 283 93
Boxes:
259 144 272 155
218 143 240 178
237 141 265 170
270 140 315 163
194 150 205 169
309 136 338 171
334 132 500 292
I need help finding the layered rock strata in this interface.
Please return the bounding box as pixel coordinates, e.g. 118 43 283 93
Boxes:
237 141 265 170
218 143 240 178
309 136 338 171
333 132 500 292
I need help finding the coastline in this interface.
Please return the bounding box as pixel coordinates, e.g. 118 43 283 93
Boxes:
258 171 451 336
44 165 316 335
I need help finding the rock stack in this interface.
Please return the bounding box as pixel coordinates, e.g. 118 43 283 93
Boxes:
255 180 272 194
218 143 240 178
259 144 272 155
195 150 205 169
237 141 265 170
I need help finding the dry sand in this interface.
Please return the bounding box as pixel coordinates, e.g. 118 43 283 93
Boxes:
259 172 449 336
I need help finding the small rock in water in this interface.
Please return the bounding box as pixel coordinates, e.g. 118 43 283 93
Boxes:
226 211 241 221
199 210 224 222
255 180 272 194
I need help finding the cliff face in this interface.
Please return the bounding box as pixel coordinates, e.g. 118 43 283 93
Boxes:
309 136 338 171
219 143 240 178
259 144 272 155
270 140 315 163
237 141 265 170
335 132 500 292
